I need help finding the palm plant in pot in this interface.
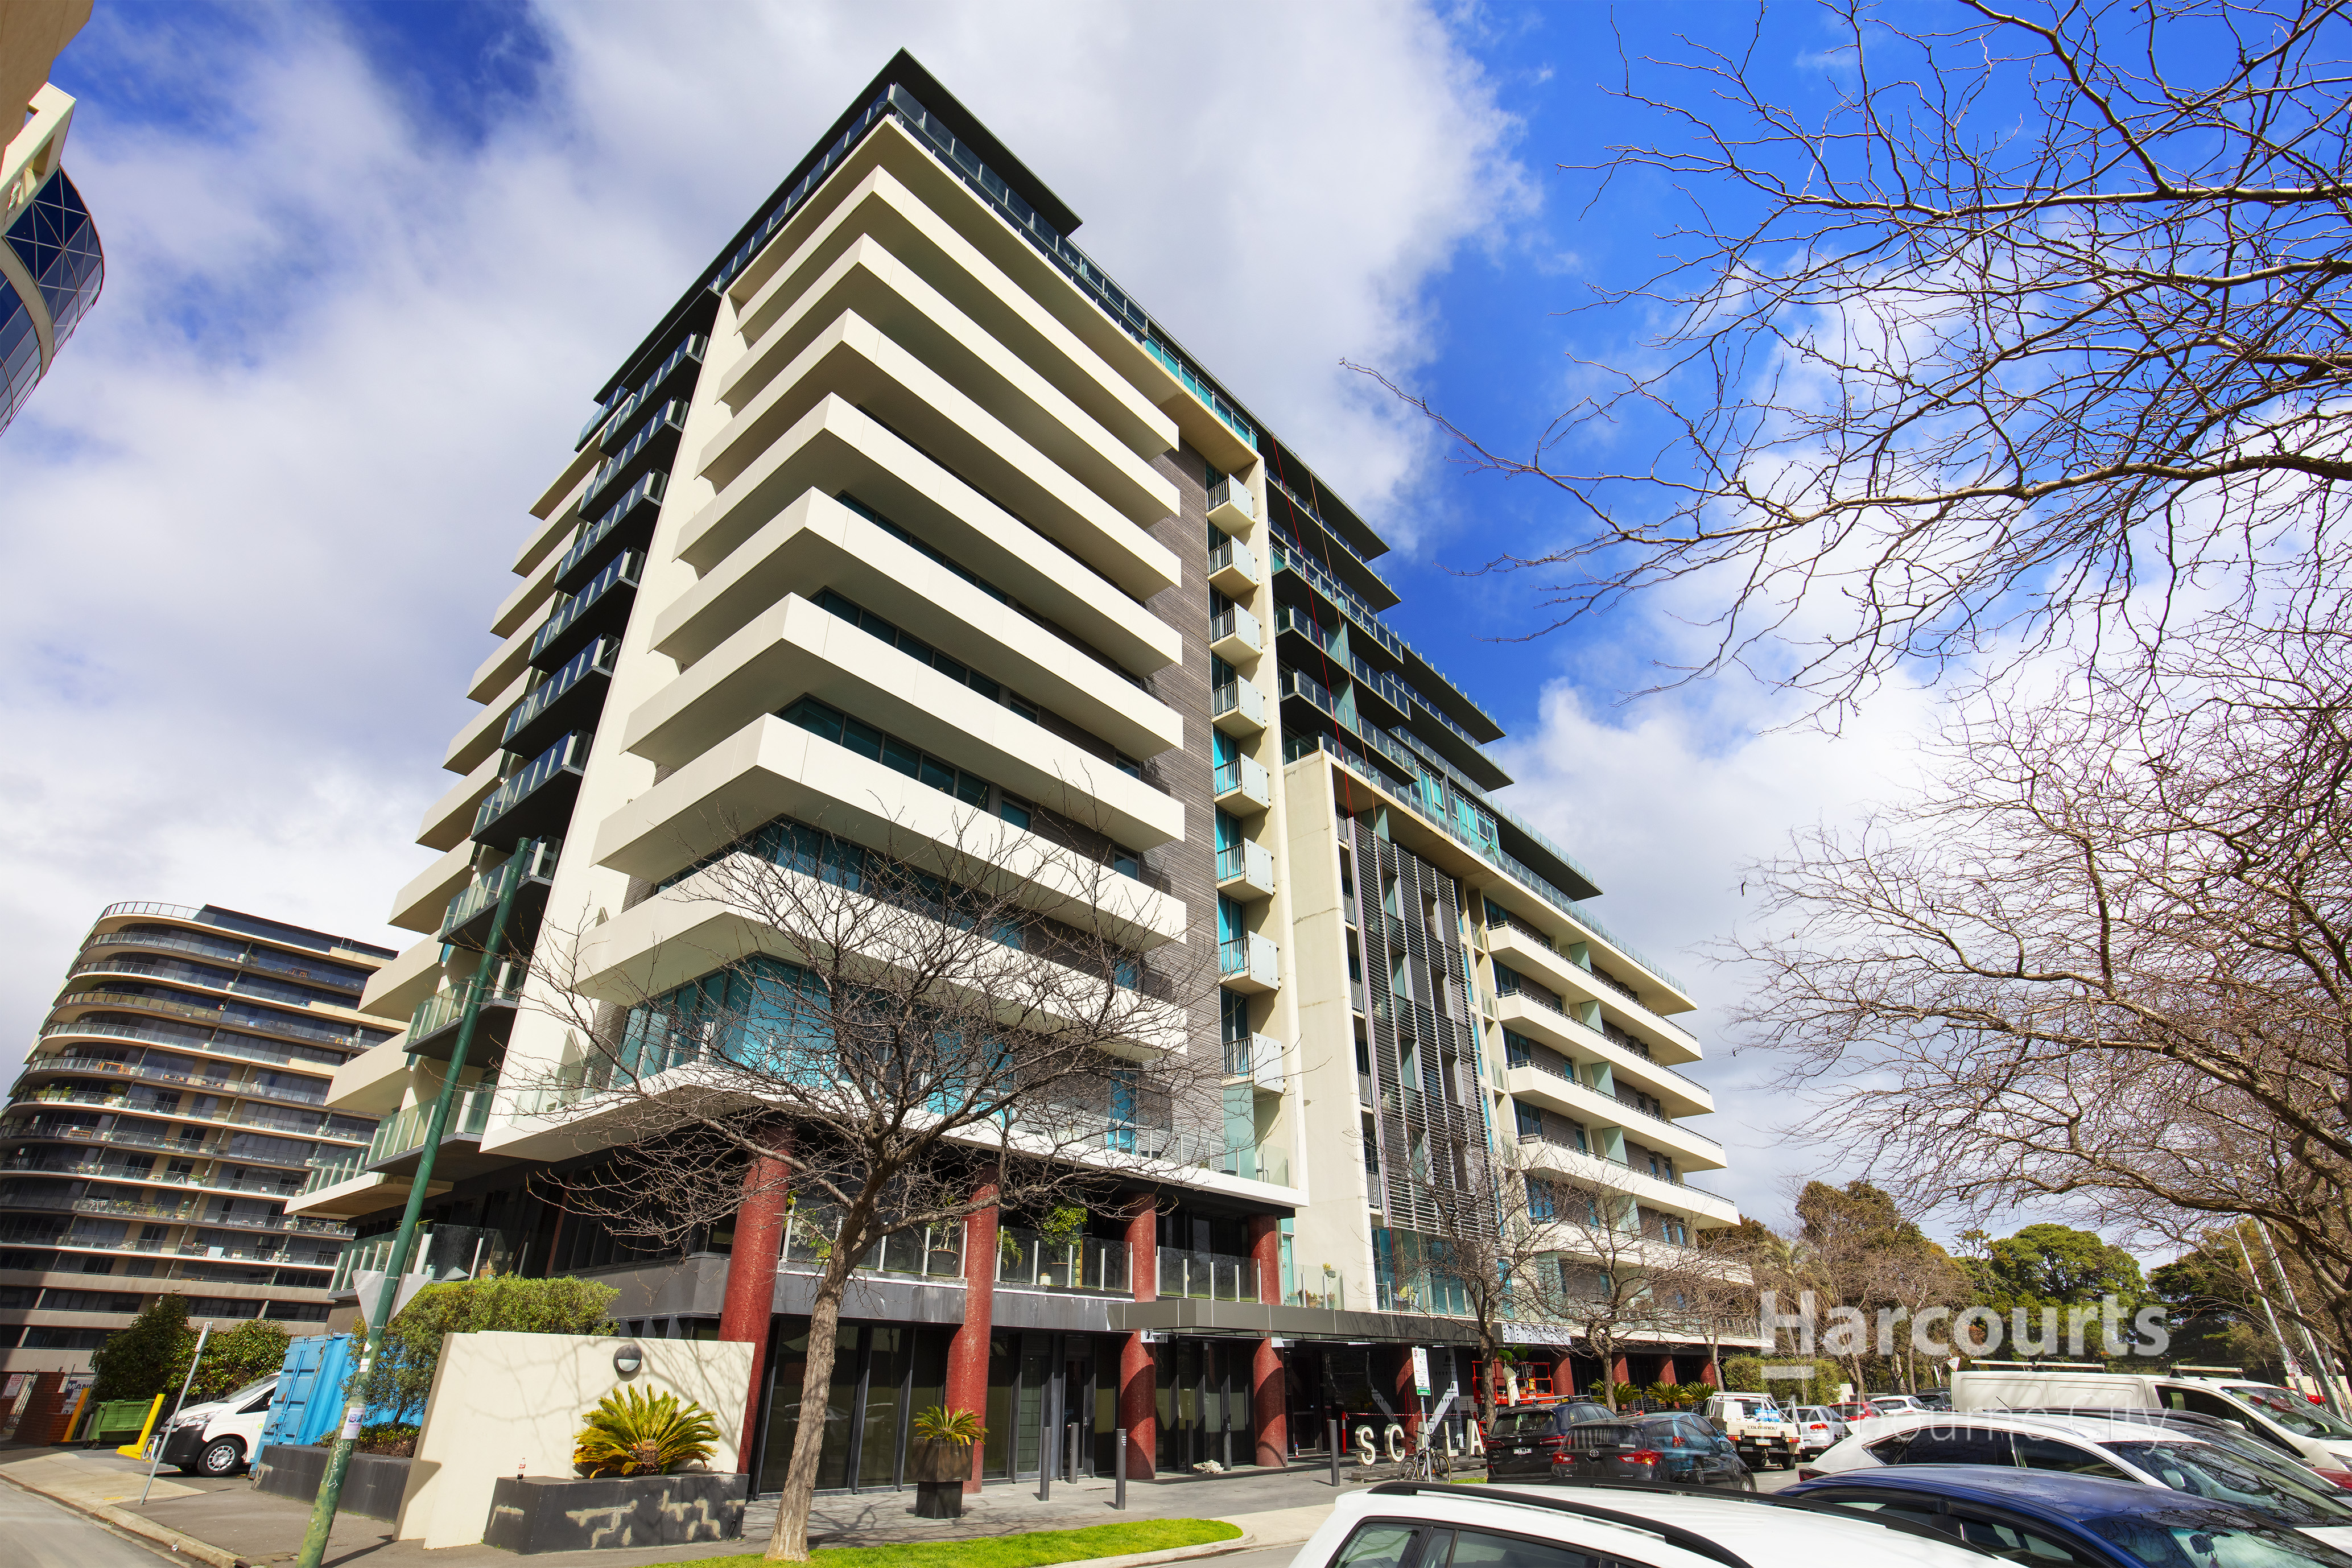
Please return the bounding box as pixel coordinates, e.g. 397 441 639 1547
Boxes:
909 1405 983 1517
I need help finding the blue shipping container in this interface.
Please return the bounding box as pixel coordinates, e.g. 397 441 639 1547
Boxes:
262 1334 393 1447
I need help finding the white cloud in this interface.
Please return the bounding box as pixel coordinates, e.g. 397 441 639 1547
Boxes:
0 5 1528 1061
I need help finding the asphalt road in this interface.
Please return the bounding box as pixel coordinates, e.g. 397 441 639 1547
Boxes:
0 1479 174 1568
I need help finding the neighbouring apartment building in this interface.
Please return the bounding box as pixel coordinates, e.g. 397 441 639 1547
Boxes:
291 51 1752 1491
0 904 392 1373
0 0 103 435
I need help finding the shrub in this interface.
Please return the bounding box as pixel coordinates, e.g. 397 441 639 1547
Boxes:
90 1294 193 1400
354 1274 618 1424
1720 1356 1764 1392
357 1422 419 1457
911 1405 984 1444
573 1387 719 1476
185 1319 292 1402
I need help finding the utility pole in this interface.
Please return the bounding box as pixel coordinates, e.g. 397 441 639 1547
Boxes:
293 840 536 1568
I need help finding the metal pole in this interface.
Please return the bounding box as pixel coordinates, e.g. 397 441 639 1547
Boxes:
2258 1223 2347 1418
2233 1228 2305 1381
1329 1416 1342 1486
294 841 535 1568
1115 1427 1126 1511
141 1322 210 1505
1068 1422 1080 1490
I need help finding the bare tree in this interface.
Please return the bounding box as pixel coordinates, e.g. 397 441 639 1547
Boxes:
1414 1138 1574 1433
1732 613 2352 1363
1537 1164 1728 1410
518 811 1218 1561
1358 0 2352 711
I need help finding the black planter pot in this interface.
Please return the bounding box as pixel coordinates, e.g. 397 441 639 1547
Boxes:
482 1471 746 1553
914 1479 965 1519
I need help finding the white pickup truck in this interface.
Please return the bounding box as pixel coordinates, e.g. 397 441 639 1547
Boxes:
1699 1391 1801 1470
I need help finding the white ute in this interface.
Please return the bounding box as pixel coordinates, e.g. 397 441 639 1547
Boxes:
1699 1392 1801 1470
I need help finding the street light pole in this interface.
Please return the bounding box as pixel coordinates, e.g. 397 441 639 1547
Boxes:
293 839 537 1568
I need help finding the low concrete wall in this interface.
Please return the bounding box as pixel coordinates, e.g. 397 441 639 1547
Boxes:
482 1472 744 1553
394 1332 753 1550
254 1443 413 1520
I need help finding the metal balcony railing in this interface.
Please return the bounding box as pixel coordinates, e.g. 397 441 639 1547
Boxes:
37 1017 344 1074
1156 1247 1258 1302
995 1227 1128 1294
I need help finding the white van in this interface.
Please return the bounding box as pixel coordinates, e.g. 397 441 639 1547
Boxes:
1953 1368 2352 1475
151 1375 279 1478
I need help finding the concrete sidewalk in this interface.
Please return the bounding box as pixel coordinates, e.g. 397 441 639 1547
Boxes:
0 1445 1349 1567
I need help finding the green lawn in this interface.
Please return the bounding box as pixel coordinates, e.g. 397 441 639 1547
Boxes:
662 1518 1244 1568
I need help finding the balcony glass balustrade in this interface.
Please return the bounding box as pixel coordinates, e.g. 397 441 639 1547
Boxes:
473 732 592 844
779 1215 964 1281
503 636 617 750
16 1051 329 1107
23 1087 348 1141
556 472 666 591
364 1086 494 1168
1374 1272 1474 1317
579 399 687 513
82 929 369 995
54 988 373 1052
300 1146 366 1195
528 552 642 666
1156 1247 1258 1302
580 336 705 455
439 840 563 944
993 1227 1128 1294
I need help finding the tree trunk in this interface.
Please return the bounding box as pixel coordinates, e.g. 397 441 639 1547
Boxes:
764 1245 858 1561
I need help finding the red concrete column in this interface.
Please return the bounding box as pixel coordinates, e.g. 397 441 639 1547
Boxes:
1701 1358 1722 1388
1657 1355 1678 1388
1553 1351 1577 1401
1609 1354 1632 1396
947 1177 998 1494
1119 1199 1157 1479
1247 1215 1285 1467
1395 1348 1423 1442
718 1145 790 1470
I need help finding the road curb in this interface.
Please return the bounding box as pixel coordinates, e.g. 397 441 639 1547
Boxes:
1065 1527 1261 1568
0 1463 244 1568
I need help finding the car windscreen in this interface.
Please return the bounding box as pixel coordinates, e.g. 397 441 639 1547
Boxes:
2107 1441 2352 1525
2089 1508 2352 1567
2227 1386 2352 1440
214 1377 274 1410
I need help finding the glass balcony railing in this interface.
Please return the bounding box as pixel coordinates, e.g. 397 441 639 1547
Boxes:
81 929 368 996
779 1215 964 1281
364 1086 494 1167
503 636 617 749
529 552 643 665
439 840 562 943
1207 536 1256 588
1157 1247 1258 1302
556 472 666 588
299 1146 366 1194
1375 1272 1474 1317
578 337 704 455
473 732 591 841
38 1017 345 1074
16 1052 328 1108
994 1227 1128 1294
1206 475 1255 525
57 988 373 1051
406 965 527 1047
579 399 686 513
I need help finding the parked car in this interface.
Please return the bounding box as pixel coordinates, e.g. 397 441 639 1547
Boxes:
2013 1405 2352 1488
1870 1394 1929 1416
1913 1389 1954 1412
1784 1464 2352 1567
150 1375 279 1478
1549 1413 1756 1491
1699 1392 1801 1470
1792 1405 1850 1455
1481 1400 1616 1479
1954 1367 2352 1475
1283 1476 1999 1568
1801 1408 2352 1529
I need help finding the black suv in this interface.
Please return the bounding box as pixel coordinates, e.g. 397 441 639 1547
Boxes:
1485 1400 1616 1478
1549 1412 1755 1491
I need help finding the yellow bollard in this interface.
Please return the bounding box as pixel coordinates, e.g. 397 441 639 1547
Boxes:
115 1392 166 1459
59 1388 89 1445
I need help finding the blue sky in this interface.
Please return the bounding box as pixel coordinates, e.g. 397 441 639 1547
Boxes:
5 2 1963 1236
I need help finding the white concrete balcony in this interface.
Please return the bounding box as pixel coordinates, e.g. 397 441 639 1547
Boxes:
1224 1033 1285 1095
1207 535 1257 597
416 752 501 853
1489 921 1703 1063
1211 679 1265 737
1219 932 1280 995
559 853 1188 1055
387 844 474 937
1210 606 1262 663
1505 1063 1726 1173
441 667 526 777
676 395 1179 679
621 594 1184 852
356 938 444 1027
589 712 1185 952
695 311 1179 603
1207 476 1255 539
1214 755 1271 816
1492 990 1715 1118
1215 840 1276 902
717 233 1178 536
727 157 1178 466
652 489 1180 762
1516 1137 1741 1227
465 597 550 707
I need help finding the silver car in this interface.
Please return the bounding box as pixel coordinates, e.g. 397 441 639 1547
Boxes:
1792 1404 1851 1455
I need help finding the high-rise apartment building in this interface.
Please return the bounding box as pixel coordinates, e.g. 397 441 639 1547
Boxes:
0 904 391 1374
294 52 1749 1489
0 0 103 435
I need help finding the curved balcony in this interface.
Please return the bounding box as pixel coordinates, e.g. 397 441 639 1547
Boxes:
45 990 374 1059
2 1193 353 1240
65 953 365 1020
1 1157 303 1202
38 1017 346 1075
79 928 369 998
12 1051 332 1112
14 1088 364 1146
